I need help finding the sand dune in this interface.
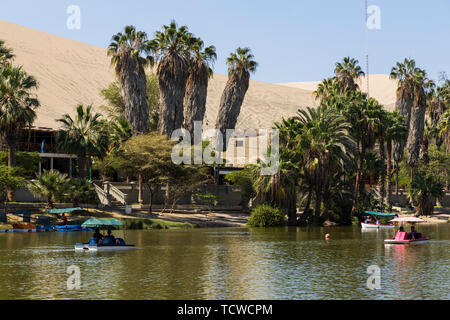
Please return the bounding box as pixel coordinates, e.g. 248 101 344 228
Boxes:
0 19 396 131
277 74 398 110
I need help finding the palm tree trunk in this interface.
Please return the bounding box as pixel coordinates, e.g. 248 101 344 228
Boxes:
407 90 426 171
286 187 297 226
419 135 429 163
393 89 412 166
314 188 322 226
47 196 54 209
385 139 393 209
147 185 153 214
215 70 250 151
183 62 208 138
321 184 331 223
6 142 16 201
158 53 188 136
395 162 399 195
78 156 87 178
304 187 313 212
354 144 365 210
165 183 171 207
120 61 149 135
377 137 386 206
7 144 15 167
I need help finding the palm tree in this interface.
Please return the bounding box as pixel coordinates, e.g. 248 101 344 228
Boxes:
29 170 70 209
313 77 341 103
406 67 427 175
384 111 407 208
95 117 132 181
249 155 300 226
66 178 91 207
56 104 104 178
107 25 154 135
183 37 216 138
100 74 160 131
334 57 365 94
340 92 380 210
390 58 418 184
407 175 444 216
374 108 388 206
249 118 304 225
426 83 447 150
215 47 258 150
295 106 355 225
0 64 39 170
438 109 450 153
0 40 14 66
152 20 193 136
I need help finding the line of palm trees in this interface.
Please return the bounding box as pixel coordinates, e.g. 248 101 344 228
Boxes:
9 21 257 182
251 57 449 225
2 34 449 221
107 21 258 145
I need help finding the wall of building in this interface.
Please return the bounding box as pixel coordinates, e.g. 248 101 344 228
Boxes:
112 183 242 206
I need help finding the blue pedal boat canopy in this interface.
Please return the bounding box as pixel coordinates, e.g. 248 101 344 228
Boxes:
45 208 85 214
364 211 399 218
81 218 123 228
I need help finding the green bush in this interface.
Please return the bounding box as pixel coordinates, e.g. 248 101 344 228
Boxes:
119 218 193 230
247 204 286 227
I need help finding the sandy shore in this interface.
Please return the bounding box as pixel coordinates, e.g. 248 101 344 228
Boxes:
6 208 250 228
5 205 449 228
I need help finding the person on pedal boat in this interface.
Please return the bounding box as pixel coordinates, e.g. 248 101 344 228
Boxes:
92 228 104 243
101 229 119 245
364 216 373 224
409 226 420 240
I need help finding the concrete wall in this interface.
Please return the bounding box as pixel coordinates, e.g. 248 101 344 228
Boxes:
111 183 242 206
391 191 450 207
9 182 450 209
0 184 45 203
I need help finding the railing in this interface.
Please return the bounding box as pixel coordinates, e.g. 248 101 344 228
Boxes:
107 183 128 205
92 182 111 207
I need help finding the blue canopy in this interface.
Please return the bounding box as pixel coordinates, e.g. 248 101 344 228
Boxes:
45 208 85 214
364 211 398 218
15 211 31 215
81 218 123 228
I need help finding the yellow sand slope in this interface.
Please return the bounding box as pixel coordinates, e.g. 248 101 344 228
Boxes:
0 19 396 131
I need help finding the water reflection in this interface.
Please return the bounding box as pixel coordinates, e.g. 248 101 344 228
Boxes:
0 225 448 300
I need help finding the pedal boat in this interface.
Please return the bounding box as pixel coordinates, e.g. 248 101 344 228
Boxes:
361 222 397 229
74 218 136 251
12 223 36 232
384 217 429 244
75 243 136 251
361 211 398 230
0 224 13 233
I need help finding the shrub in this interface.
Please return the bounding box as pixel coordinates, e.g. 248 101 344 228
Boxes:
247 204 286 227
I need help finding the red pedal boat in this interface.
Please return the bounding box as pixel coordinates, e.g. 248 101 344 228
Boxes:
384 217 430 244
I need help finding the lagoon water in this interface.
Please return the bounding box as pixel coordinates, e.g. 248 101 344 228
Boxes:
0 225 448 300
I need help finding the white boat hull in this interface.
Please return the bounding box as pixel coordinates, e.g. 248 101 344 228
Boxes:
384 239 430 244
75 243 136 251
361 222 396 229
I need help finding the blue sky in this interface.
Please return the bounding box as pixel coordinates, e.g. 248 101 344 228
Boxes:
1 0 449 83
